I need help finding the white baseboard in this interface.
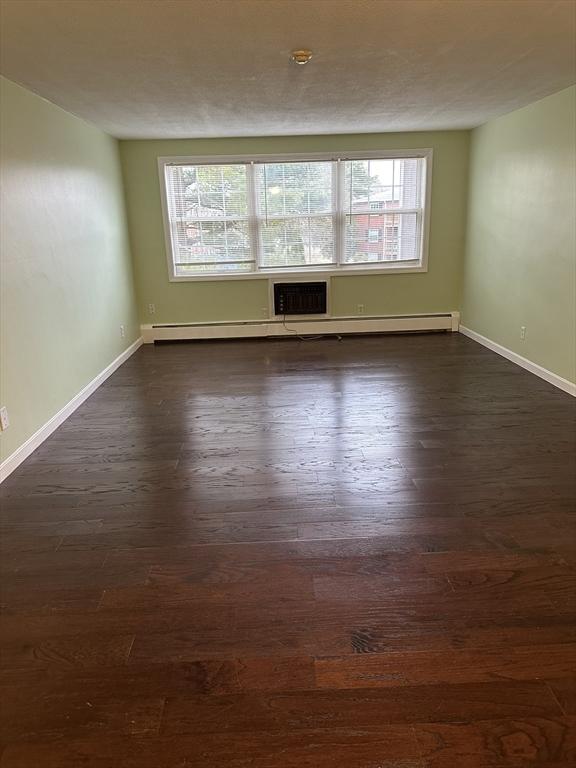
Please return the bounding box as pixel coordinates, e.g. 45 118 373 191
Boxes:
142 312 460 343
459 326 576 397
0 337 143 483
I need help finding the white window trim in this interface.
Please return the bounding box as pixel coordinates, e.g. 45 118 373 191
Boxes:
158 148 433 282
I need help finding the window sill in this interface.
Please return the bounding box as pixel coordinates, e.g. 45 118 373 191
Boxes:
169 262 427 282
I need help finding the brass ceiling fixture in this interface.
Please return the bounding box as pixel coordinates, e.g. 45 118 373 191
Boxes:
291 49 313 65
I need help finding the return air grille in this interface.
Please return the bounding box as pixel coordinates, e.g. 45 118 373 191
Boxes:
273 282 327 315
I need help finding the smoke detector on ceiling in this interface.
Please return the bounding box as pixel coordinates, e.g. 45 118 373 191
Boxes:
291 49 313 65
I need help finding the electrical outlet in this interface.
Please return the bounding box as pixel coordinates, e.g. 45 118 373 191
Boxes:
520 326 526 341
357 304 365 315
120 324 126 339
148 303 156 315
0 406 9 431
261 307 269 319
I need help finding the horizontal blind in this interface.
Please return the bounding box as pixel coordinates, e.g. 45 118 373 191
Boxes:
255 161 335 269
344 157 424 264
164 164 254 276
161 154 427 276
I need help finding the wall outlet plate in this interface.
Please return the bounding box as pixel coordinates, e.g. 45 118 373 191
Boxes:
148 303 156 315
120 324 126 338
0 406 10 431
520 326 526 340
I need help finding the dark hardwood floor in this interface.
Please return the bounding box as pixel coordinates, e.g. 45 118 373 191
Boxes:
1 332 575 767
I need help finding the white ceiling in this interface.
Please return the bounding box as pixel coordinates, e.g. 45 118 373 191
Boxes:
1 0 575 139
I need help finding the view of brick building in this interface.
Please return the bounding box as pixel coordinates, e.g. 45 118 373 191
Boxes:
347 194 401 261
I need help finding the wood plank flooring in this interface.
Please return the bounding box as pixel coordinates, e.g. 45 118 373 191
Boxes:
1 332 575 767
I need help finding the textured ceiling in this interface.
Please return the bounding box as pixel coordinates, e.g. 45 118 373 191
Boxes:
1 0 575 139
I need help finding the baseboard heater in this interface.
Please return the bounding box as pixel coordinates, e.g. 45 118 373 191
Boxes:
141 312 459 343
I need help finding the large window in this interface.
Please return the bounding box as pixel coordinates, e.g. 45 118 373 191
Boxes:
160 151 430 279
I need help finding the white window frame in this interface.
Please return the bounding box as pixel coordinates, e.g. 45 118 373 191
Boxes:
158 149 432 282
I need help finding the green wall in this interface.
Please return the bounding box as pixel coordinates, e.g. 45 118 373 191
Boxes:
462 85 576 384
0 77 139 461
119 132 470 324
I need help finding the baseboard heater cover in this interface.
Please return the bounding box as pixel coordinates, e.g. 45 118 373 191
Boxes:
141 313 460 342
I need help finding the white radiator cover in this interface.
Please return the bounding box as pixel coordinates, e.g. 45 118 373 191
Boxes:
141 312 460 343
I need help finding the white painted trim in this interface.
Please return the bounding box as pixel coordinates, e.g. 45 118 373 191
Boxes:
0 338 144 483
141 313 457 343
459 326 576 397
159 148 434 166
160 263 428 283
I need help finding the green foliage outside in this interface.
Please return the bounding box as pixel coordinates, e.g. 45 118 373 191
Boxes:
178 161 377 270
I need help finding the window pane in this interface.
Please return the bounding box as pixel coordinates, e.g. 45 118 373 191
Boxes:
345 213 419 263
175 261 253 277
260 216 335 268
344 158 422 211
256 162 333 216
172 219 253 274
166 164 248 220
